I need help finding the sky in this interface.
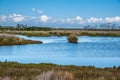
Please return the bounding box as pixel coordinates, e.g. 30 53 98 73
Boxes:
0 0 120 28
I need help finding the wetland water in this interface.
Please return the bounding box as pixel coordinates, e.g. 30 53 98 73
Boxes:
0 35 120 67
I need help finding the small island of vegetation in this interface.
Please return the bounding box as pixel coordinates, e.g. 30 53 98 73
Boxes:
0 34 42 46
67 34 78 43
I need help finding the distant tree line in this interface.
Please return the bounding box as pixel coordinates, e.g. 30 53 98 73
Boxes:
83 23 120 30
0 24 52 31
0 23 120 31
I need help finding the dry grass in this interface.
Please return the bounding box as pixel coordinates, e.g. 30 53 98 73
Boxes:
36 70 73 80
0 33 42 46
1 29 120 37
50 30 120 37
0 62 120 80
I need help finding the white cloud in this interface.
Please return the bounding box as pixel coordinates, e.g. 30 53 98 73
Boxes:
66 18 75 24
32 8 44 14
1 13 120 26
87 17 102 23
9 13 25 22
76 16 84 24
40 15 49 22
105 16 120 22
76 16 82 21
60 19 66 23
61 16 120 24
66 16 83 24
0 15 7 22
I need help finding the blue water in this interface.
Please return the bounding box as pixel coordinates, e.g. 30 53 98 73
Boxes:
0 35 120 68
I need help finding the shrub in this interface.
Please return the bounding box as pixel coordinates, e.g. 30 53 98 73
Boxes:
67 34 78 43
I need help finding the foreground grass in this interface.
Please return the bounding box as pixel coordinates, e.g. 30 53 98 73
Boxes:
0 34 42 46
0 62 120 80
0 29 120 37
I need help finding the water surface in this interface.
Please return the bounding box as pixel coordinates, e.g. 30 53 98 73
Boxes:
0 35 120 67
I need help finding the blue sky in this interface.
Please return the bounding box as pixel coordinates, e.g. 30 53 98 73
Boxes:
0 0 120 27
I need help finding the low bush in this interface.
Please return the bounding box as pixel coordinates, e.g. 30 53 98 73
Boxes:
67 34 78 43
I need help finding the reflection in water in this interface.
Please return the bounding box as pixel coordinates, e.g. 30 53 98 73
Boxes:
0 36 120 67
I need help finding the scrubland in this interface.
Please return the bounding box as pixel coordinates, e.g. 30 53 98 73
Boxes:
0 62 120 80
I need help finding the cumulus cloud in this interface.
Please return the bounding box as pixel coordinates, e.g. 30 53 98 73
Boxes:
86 16 120 23
105 16 120 22
38 16 120 24
32 8 44 14
87 17 102 23
66 18 74 24
0 15 7 22
9 14 25 22
1 13 120 26
76 16 82 21
66 16 83 24
76 16 84 24
40 15 49 22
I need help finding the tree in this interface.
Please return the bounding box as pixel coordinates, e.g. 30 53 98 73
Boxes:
17 24 21 28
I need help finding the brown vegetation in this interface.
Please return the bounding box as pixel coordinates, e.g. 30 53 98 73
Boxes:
0 34 42 46
0 29 120 37
0 62 120 80
67 34 78 43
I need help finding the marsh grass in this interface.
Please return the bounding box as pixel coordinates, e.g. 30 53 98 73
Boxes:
0 31 51 37
0 62 120 80
0 34 42 46
1 29 120 37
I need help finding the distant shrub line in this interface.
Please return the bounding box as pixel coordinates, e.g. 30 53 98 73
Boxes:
0 26 52 31
0 26 120 37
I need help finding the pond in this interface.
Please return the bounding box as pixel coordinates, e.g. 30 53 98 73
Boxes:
0 35 120 68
